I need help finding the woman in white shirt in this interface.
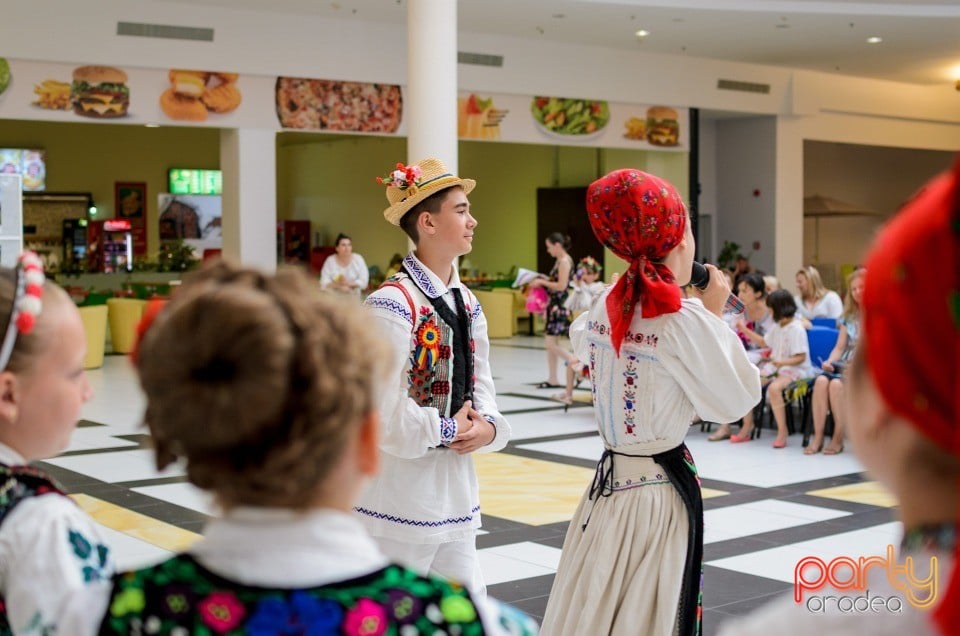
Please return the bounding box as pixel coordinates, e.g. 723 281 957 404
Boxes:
320 233 369 295
793 265 842 327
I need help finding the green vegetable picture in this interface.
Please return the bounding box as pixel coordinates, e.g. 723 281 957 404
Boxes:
531 96 609 136
0 58 10 96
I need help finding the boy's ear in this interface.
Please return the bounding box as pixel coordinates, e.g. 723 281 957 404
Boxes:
0 372 20 424
418 210 437 236
356 412 380 478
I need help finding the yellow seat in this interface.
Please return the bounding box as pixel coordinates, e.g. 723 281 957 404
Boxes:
77 305 108 369
473 290 514 339
106 298 147 354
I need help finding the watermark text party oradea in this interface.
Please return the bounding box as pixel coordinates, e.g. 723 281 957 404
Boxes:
794 545 937 614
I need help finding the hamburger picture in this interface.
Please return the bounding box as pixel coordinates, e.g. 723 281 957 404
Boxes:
646 106 680 146
71 66 129 118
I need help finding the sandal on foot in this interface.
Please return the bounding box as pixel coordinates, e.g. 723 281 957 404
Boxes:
772 439 787 449
804 442 823 455
823 445 844 455
707 429 731 442
536 381 562 389
730 433 753 443
550 392 573 405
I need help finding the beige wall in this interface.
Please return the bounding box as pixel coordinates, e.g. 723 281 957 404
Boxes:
277 134 687 279
0 119 220 257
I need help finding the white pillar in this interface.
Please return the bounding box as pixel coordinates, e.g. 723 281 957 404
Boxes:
406 0 458 171
775 116 804 282
220 128 277 272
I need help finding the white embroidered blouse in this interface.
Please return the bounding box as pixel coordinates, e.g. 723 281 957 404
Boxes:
358 253 511 543
0 443 114 636
572 295 761 451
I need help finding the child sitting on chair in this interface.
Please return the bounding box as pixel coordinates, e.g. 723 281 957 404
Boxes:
731 289 813 448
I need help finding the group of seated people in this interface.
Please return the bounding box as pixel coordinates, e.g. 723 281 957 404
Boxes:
707 263 863 452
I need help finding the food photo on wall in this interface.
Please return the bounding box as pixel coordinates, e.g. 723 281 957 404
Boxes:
160 69 242 122
71 65 129 118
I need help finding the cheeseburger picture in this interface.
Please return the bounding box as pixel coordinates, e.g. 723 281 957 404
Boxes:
646 106 680 146
71 66 129 118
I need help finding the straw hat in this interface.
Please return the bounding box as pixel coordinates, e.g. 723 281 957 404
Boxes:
380 158 476 225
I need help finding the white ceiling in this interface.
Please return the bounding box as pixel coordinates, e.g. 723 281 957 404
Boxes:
169 0 960 86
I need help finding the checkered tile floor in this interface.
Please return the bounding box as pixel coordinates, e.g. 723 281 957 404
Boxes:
43 337 897 636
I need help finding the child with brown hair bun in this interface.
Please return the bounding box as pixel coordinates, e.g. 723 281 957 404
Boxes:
92 261 536 635
0 252 112 634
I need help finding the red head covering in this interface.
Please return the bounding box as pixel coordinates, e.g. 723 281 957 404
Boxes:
585 169 687 355
862 157 960 634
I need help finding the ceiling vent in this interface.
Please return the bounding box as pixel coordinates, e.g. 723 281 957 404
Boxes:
717 79 770 94
458 51 503 67
117 22 214 42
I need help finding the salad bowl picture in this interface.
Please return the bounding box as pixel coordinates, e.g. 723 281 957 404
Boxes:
531 96 610 139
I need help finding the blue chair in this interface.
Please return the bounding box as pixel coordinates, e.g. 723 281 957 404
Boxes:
811 316 838 329
807 326 839 370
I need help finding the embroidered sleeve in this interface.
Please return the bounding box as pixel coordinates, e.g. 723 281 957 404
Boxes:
364 286 415 327
659 299 761 424
1 495 114 633
439 417 458 445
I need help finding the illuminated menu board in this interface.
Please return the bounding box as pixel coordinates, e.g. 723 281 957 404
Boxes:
168 169 222 195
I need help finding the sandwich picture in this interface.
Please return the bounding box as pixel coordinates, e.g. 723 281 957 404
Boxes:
71 66 129 118
646 106 680 146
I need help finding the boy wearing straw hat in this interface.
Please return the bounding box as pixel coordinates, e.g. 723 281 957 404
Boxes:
358 158 511 598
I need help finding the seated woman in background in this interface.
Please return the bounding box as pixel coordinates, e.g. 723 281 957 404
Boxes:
709 272 776 441
805 267 865 455
731 290 814 447
793 265 843 328
320 233 369 295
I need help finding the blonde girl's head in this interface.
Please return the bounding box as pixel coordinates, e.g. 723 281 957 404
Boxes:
843 268 866 321
0 262 92 461
135 261 389 510
796 265 827 301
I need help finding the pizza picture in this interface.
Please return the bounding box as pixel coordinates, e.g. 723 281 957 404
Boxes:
276 77 403 133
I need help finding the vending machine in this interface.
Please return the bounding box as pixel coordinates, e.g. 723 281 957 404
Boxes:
88 219 133 273
62 217 88 273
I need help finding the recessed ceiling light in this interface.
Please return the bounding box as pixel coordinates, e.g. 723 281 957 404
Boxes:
145 123 160 128
635 29 650 38
867 36 882 44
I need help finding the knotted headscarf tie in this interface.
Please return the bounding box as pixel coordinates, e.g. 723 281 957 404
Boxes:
585 169 688 355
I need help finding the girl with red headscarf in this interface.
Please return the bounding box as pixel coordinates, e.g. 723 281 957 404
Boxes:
719 161 959 635
542 169 760 636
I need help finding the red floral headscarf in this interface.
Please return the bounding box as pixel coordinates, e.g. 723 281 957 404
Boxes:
585 169 687 355
862 157 959 634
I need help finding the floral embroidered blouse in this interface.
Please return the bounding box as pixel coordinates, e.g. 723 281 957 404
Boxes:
80 508 537 635
0 443 113 636
572 295 760 452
